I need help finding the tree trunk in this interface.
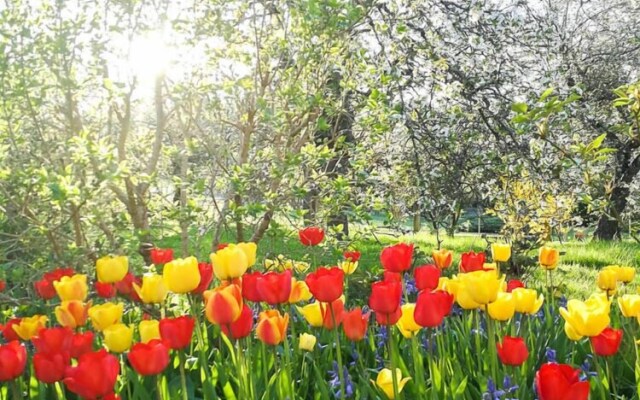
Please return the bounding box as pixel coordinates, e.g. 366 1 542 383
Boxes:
412 212 421 233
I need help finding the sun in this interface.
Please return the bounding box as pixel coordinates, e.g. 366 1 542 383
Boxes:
128 31 172 85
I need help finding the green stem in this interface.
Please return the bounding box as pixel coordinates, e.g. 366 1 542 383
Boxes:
54 382 66 400
246 337 256 400
605 357 618 398
330 305 346 400
591 346 609 399
156 375 164 400
188 295 217 399
261 342 269 398
388 325 400 400
9 380 20 400
486 309 497 380
410 334 426 396
236 339 245 399
179 350 189 400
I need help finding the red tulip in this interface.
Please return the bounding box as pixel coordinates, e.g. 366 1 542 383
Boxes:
220 304 254 340
506 279 525 293
374 306 402 325
383 271 402 283
460 251 485 273
414 290 454 328
205 284 243 325
34 352 69 383
306 267 344 303
127 339 170 376
342 307 370 341
257 270 292 305
95 282 117 298
321 298 345 330
535 362 589 400
70 331 94 359
44 268 75 283
343 251 361 262
217 243 229 250
193 262 214 294
241 271 263 302
380 243 414 273
590 327 623 356
159 316 194 350
103 394 121 400
299 227 325 246
369 280 402 314
0 341 27 381
414 265 441 291
34 279 57 300
115 273 142 302
150 248 174 265
63 349 120 399
1 319 21 342
496 336 529 366
32 327 73 355
0 280 5 292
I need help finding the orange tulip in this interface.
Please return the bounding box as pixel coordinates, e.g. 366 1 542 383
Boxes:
432 249 453 270
539 247 560 270
256 310 289 346
55 301 90 329
204 284 243 325
288 278 312 304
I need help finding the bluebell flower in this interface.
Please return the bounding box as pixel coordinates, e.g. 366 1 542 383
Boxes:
580 355 598 380
545 347 556 363
328 361 354 398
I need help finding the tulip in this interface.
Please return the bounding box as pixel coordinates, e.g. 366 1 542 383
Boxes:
496 336 528 366
193 262 214 294
44 267 75 283
342 307 369 341
163 257 201 293
150 248 173 265
535 363 589 400
204 284 243 325
487 292 516 321
414 265 440 291
590 327 623 356
34 279 57 300
0 279 5 292
306 267 344 302
616 266 635 283
559 296 610 339
340 260 359 275
539 246 559 270
432 249 453 270
220 304 253 340
13 315 48 340
1 319 21 342
299 227 324 246
128 339 170 376
95 282 117 298
257 269 292 305
298 333 317 351
55 300 90 329
491 243 511 262
96 256 129 283
139 320 161 344
133 274 168 304
343 250 361 262
70 331 94 359
241 270 263 302
54 274 88 301
383 271 402 282
369 280 402 314
33 352 69 383
415 290 454 327
297 302 324 328
373 368 411 399
0 341 27 381
256 310 289 345
211 245 249 281
618 294 640 317
455 283 482 310
457 270 502 305
32 327 73 354
375 306 402 325
396 303 421 338
115 273 142 302
159 316 194 350
88 302 124 331
63 349 120 399
597 268 618 296
236 242 258 267
506 279 525 292
321 298 345 330
512 288 544 314
217 243 229 250
103 323 133 353
289 278 312 303
460 251 486 273
380 243 414 273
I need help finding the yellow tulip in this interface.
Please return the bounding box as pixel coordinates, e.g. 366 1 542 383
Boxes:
293 261 311 273
396 303 421 338
12 315 48 340
539 246 559 270
458 270 502 305
487 292 515 321
372 368 411 399
163 256 200 293
491 243 511 262
139 320 161 343
88 302 124 331
606 265 635 283
297 302 324 328
564 322 583 341
96 255 129 283
483 263 497 272
341 260 358 275
211 246 248 281
55 300 90 328
559 296 610 338
597 268 618 296
236 242 257 267
133 274 168 304
618 294 640 318
512 288 544 314
53 274 88 301
298 333 317 351
103 323 133 353
452 279 481 310
289 279 312 303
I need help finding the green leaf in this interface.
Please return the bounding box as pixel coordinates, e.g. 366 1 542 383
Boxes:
511 102 528 113
539 87 554 102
